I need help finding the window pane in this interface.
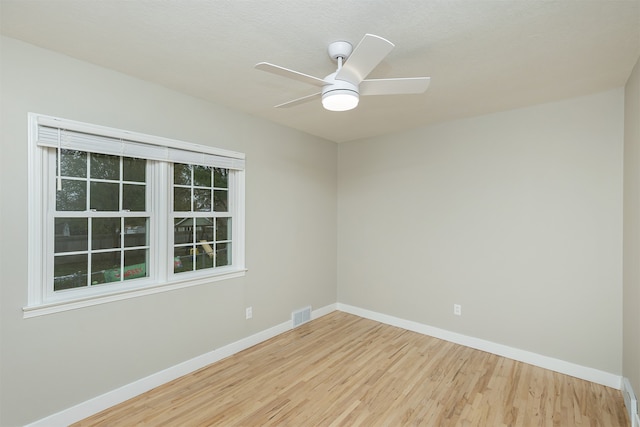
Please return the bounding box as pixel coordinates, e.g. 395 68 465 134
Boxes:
216 217 231 241
59 149 87 178
216 243 231 267
90 153 119 180
193 165 212 187
55 218 88 253
174 187 191 211
93 252 121 284
174 246 193 273
90 182 119 211
198 217 214 241
123 249 147 281
123 157 146 182
92 218 121 250
124 217 148 247
199 240 214 256
214 190 228 211
174 218 194 244
174 163 192 185
214 168 228 188
196 248 214 270
123 184 145 211
56 180 87 211
194 189 211 212
54 254 88 291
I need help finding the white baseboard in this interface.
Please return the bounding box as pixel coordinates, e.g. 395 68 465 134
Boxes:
623 377 639 427
26 303 338 427
337 303 622 390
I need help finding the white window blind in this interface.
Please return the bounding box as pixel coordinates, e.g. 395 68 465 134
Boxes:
36 119 245 170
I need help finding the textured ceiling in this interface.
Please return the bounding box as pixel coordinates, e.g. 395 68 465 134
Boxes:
1 0 639 142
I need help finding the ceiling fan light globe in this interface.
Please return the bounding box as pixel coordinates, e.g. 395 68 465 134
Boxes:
322 90 359 111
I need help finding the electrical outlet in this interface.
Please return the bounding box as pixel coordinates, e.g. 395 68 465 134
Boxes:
454 304 462 316
245 306 252 319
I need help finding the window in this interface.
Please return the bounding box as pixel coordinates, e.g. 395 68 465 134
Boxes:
172 164 232 274
53 151 150 291
26 114 245 317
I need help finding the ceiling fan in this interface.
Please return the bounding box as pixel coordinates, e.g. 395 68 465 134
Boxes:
255 34 431 112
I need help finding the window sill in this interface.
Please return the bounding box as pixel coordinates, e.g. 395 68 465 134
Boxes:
23 269 247 318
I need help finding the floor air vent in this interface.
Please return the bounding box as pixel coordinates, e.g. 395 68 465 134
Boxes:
292 306 311 327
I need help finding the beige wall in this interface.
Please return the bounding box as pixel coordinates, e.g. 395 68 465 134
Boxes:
624 55 640 397
0 37 337 426
338 90 624 373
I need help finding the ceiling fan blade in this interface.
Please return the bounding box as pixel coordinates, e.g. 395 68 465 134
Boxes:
274 92 321 108
335 34 394 85
255 62 325 87
360 77 431 96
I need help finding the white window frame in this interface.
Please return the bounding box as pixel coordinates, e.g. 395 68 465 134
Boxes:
25 113 246 318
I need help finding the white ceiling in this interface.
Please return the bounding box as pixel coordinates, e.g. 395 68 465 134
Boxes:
1 0 639 143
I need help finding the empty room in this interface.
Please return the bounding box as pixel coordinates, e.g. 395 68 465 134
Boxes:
1 1 639 426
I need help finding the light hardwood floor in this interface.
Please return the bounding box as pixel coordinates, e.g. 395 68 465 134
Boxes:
74 311 628 426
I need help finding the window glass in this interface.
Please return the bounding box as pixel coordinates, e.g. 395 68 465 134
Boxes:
93 252 121 285
174 163 192 186
54 218 88 253
123 184 145 211
214 168 228 188
56 180 87 211
90 182 119 211
124 217 148 248
216 242 231 267
123 249 147 281
92 218 121 250
59 149 87 178
214 190 228 212
123 157 145 182
174 187 191 211
193 165 212 187
194 189 211 211
216 217 230 241
54 254 88 291
90 153 119 180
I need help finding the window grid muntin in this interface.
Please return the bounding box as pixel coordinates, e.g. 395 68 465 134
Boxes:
52 150 151 292
52 216 152 291
173 166 229 213
171 163 233 275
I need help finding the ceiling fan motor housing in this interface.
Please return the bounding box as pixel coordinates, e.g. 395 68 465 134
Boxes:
322 72 359 111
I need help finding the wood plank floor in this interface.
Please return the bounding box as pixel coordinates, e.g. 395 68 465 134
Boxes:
74 311 628 426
